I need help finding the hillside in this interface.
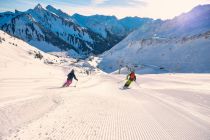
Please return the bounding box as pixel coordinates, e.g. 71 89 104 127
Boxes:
1 30 210 140
98 4 210 73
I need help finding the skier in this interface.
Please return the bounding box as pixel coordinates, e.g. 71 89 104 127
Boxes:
62 69 78 87
123 71 136 89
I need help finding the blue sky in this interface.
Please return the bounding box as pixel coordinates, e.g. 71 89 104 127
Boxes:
0 0 210 19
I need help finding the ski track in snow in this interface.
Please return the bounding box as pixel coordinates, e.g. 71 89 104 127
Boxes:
1 74 210 140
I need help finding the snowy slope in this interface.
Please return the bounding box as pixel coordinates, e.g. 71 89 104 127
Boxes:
0 30 65 137
1 30 210 140
99 4 210 73
0 30 96 137
4 74 210 140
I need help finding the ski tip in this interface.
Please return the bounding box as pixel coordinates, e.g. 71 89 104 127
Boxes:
119 87 130 90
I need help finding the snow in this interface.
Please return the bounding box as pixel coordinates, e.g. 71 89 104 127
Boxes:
98 5 210 73
119 17 153 33
72 14 124 38
0 12 15 26
0 4 157 57
1 30 210 140
46 5 75 23
29 40 61 52
72 14 152 38
27 7 93 43
1 4 107 57
99 33 210 73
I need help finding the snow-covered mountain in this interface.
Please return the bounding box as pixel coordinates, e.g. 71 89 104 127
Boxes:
0 5 114 58
119 17 154 33
0 4 152 58
46 5 74 22
99 4 210 73
72 14 153 38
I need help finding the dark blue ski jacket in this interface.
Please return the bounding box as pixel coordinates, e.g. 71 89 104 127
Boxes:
67 71 78 81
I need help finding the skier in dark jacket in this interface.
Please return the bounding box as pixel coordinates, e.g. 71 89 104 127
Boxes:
63 69 78 87
123 71 136 89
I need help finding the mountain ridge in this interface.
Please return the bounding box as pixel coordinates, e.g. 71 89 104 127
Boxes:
0 4 154 58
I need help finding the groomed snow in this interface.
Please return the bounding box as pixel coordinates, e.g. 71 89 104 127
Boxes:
1 30 210 140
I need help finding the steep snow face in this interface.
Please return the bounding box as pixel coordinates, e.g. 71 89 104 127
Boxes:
46 5 74 22
99 4 210 73
0 12 15 26
29 5 93 42
0 13 43 42
27 6 95 50
0 12 76 52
